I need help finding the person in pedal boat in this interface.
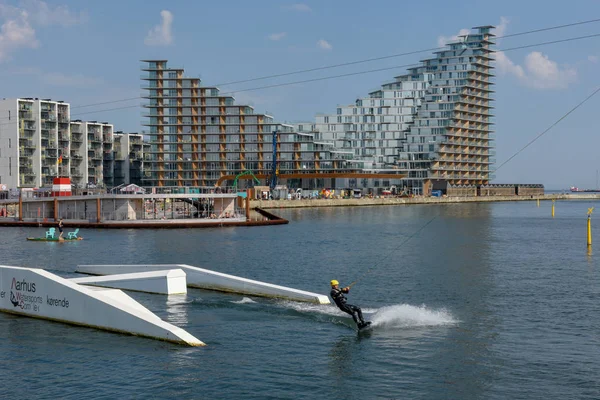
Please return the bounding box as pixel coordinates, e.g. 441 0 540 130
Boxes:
330 280 370 329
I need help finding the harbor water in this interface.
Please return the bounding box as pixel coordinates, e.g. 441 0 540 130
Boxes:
1 200 599 399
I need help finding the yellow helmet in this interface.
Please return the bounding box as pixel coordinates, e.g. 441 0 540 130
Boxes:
330 280 339 286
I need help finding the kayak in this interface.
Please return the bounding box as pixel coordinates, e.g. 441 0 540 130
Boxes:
26 237 83 242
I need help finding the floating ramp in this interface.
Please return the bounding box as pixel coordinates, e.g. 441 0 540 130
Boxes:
69 269 187 295
77 264 331 304
0 265 204 346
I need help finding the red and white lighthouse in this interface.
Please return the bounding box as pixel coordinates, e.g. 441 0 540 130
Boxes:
52 177 72 197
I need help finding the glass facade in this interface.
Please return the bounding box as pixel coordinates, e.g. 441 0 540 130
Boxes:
301 26 495 193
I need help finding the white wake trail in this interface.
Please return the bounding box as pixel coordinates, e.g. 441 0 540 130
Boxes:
369 304 457 328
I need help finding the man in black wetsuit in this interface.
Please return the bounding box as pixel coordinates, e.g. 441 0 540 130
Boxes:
330 280 370 329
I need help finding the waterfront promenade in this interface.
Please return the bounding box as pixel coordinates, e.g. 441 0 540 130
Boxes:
251 193 600 209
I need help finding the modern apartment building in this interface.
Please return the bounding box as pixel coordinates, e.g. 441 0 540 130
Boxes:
0 98 118 190
69 120 114 188
299 26 495 194
0 98 70 188
113 132 145 187
141 60 355 188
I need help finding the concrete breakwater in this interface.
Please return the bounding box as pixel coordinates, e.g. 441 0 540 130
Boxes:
251 193 600 209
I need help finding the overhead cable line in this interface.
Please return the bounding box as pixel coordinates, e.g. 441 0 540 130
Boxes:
214 18 600 87
64 18 600 111
0 31 599 123
217 33 600 96
495 86 600 172
347 216 438 288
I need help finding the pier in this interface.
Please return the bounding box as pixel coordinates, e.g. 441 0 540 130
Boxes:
0 187 289 228
250 193 600 209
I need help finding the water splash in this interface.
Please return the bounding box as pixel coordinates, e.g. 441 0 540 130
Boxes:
231 297 257 304
370 304 457 329
277 301 457 330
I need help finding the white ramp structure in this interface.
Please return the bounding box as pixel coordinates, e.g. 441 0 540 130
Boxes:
77 264 331 304
69 269 187 295
0 265 204 346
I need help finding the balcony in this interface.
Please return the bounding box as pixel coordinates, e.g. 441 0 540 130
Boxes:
129 151 143 160
19 111 34 120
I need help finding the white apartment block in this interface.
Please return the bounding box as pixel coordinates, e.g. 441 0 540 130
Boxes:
0 98 115 189
69 120 114 188
0 98 70 188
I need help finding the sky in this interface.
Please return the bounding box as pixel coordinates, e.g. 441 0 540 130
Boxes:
0 0 599 190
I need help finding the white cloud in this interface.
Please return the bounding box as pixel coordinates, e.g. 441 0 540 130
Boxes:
494 18 577 89
0 10 38 62
0 1 86 27
145 10 173 46
588 55 598 63
524 52 577 89
437 28 470 47
494 16 509 38
288 3 312 12
268 32 286 41
317 39 332 51
497 50 576 89
0 1 85 62
496 51 524 78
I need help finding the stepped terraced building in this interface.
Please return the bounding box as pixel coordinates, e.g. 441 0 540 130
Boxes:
141 60 358 188
297 25 496 194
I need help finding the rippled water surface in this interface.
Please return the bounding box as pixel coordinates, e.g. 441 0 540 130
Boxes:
1 200 600 399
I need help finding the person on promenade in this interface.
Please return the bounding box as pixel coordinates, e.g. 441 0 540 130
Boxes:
57 218 64 240
330 280 371 329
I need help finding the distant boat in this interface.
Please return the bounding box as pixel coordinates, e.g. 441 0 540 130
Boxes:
571 170 600 192
570 186 600 193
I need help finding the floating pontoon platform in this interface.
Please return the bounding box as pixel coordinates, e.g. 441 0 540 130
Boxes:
26 237 83 242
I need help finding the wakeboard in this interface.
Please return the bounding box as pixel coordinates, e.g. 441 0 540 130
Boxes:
358 321 373 331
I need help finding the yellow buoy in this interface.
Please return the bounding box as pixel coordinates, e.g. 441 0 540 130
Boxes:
587 207 594 247
552 200 555 218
